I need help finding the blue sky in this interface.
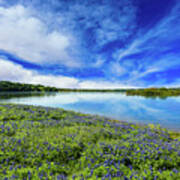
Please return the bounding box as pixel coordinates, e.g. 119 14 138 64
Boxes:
0 0 179 88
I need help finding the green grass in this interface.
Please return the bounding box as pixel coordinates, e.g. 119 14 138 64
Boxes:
0 104 180 180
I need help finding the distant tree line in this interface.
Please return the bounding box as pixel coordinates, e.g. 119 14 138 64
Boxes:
0 81 127 92
0 81 59 92
1 81 180 98
58 88 127 92
126 87 180 98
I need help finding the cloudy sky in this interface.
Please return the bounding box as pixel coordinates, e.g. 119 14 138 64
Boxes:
0 0 180 88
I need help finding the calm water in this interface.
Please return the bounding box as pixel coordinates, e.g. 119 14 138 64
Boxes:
1 92 180 130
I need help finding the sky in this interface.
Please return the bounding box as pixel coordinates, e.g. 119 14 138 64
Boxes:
0 0 180 89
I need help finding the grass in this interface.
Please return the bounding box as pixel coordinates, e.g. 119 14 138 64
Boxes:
0 103 180 180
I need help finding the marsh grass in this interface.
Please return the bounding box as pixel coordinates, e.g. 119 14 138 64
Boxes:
0 104 179 179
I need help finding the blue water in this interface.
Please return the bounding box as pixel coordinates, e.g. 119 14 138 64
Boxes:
1 92 180 130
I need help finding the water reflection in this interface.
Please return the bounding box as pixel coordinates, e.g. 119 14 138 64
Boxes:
0 91 57 99
0 92 180 130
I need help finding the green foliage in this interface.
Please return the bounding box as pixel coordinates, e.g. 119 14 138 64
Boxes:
0 81 59 92
0 81 127 93
126 87 180 98
0 104 179 179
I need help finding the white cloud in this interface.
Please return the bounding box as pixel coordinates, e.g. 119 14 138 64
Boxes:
0 5 79 67
116 2 180 62
0 59 137 89
159 79 180 88
0 1 138 69
60 0 137 48
94 3 137 47
115 40 141 62
0 58 33 81
0 59 79 88
109 62 126 76
91 57 105 68
129 67 160 82
111 2 180 81
78 80 136 89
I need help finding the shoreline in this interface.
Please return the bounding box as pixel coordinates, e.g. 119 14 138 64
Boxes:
0 103 180 179
0 102 180 134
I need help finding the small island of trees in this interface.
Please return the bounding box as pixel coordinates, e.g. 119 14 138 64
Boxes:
126 87 180 98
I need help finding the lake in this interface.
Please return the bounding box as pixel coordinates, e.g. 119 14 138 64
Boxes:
0 92 180 131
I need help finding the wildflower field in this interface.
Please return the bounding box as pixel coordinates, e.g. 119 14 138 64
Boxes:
0 104 180 180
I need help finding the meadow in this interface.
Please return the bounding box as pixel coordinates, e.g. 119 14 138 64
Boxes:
0 103 180 180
